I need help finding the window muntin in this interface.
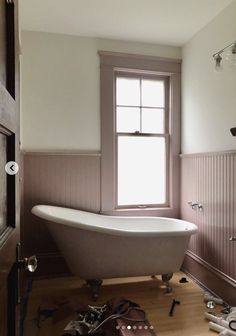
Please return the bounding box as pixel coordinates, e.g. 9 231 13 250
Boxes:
115 74 169 208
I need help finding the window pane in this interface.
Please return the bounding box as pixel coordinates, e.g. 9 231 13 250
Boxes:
142 79 164 107
116 107 140 133
142 108 164 133
117 136 166 205
116 77 140 106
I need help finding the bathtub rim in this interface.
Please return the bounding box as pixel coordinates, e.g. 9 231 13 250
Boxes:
31 205 198 238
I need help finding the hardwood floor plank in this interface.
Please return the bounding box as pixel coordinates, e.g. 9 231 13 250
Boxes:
24 272 220 335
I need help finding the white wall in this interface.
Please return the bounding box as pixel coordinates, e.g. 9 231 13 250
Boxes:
21 32 181 151
182 0 236 154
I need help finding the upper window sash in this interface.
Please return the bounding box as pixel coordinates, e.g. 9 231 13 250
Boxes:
115 72 169 136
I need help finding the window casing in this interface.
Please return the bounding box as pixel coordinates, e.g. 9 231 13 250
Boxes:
100 51 181 217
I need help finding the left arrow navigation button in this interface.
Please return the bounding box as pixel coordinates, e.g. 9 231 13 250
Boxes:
5 161 19 175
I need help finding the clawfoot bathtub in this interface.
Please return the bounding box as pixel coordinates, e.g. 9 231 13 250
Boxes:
32 205 197 300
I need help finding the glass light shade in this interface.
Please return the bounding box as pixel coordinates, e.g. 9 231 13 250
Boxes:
214 54 223 72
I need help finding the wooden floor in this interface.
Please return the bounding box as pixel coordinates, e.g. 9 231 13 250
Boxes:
24 272 220 335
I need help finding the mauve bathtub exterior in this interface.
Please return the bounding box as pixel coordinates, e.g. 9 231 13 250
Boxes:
32 205 197 280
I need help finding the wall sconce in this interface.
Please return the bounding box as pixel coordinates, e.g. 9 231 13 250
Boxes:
213 41 236 71
230 127 236 136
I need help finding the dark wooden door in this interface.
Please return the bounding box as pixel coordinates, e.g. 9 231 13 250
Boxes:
0 0 20 335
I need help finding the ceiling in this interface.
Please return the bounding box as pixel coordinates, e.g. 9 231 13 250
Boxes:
20 0 233 46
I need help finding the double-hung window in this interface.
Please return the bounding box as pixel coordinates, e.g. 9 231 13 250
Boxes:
100 51 181 217
116 74 168 207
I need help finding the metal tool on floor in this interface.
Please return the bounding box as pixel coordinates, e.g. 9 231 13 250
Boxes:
204 292 224 306
206 301 216 310
169 299 180 316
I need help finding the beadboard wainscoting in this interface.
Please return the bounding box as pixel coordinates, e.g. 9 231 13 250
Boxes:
181 151 236 304
22 152 101 277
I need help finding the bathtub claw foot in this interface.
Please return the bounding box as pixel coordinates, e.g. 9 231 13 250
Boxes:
86 279 103 301
162 273 173 294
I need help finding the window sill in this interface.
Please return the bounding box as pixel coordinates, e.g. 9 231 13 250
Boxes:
100 207 179 218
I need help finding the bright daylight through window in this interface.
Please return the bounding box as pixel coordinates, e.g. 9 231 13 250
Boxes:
116 76 168 207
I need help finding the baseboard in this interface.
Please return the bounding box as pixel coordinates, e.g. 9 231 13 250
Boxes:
182 251 236 306
32 252 71 279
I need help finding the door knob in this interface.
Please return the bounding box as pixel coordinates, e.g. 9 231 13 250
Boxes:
16 242 38 273
18 255 38 272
